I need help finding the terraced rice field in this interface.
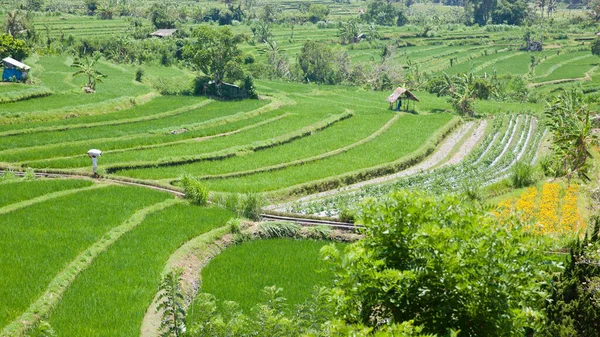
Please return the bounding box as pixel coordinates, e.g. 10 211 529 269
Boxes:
0 178 235 336
289 113 545 216
0 60 458 196
194 239 343 314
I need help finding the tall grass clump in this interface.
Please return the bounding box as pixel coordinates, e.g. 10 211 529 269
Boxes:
240 192 263 220
258 221 301 238
510 161 536 188
181 174 209 206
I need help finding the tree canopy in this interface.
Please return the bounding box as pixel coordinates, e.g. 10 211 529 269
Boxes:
183 26 245 84
322 191 553 336
0 34 29 61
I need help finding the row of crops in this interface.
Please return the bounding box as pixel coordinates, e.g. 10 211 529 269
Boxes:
0 176 336 337
1 63 461 195
0 178 236 336
289 113 546 216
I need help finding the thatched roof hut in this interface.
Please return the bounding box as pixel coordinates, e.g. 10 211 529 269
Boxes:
386 87 420 103
386 87 419 111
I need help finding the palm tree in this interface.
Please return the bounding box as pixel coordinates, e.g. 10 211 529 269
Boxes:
4 10 29 37
71 53 107 91
545 89 599 182
536 0 547 19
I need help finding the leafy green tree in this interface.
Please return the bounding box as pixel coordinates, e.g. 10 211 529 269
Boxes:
491 0 529 25
545 89 599 182
542 219 600 337
156 270 186 337
25 0 44 12
259 4 280 23
466 0 497 25
0 34 29 60
307 4 330 23
321 190 552 336
362 0 398 26
297 41 338 84
183 26 245 86
149 4 176 29
71 53 107 91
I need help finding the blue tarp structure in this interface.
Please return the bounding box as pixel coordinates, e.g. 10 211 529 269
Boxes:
2 57 30 82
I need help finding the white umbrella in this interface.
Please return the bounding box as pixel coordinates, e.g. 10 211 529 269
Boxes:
87 149 102 157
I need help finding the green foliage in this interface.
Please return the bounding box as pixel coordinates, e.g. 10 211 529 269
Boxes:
0 170 18 182
48 204 232 336
0 33 29 61
26 321 56 337
149 4 176 29
542 218 600 337
592 38 600 57
183 26 245 85
228 217 242 234
297 41 337 84
239 192 263 220
71 53 107 91
156 269 186 337
307 4 330 24
258 221 301 238
491 0 529 25
0 179 91 208
362 0 397 26
3 10 30 39
243 75 258 99
510 161 536 188
321 190 554 336
135 67 144 82
0 186 168 328
188 286 434 336
196 239 342 315
181 174 209 206
545 88 599 182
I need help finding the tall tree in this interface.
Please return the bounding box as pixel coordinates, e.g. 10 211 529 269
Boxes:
297 40 336 84
183 26 245 84
362 0 398 26
149 4 176 29
466 0 497 25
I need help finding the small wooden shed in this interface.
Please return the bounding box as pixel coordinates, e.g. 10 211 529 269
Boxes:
386 87 419 111
150 29 177 38
2 57 30 82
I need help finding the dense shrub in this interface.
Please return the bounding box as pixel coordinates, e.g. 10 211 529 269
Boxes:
510 161 536 188
239 192 263 221
322 191 554 336
181 174 209 206
542 219 600 337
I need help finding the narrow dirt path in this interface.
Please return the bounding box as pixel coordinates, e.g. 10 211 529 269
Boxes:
267 119 487 211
